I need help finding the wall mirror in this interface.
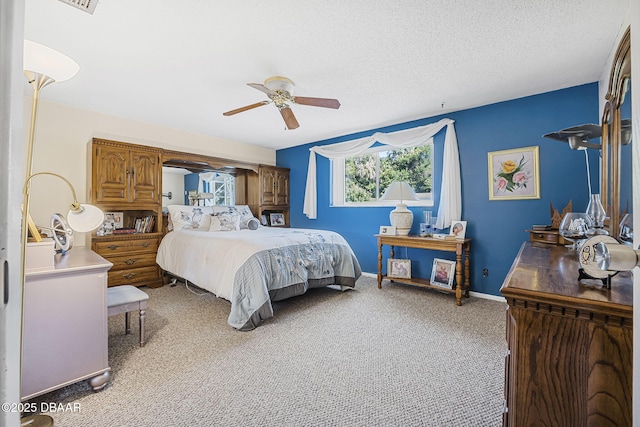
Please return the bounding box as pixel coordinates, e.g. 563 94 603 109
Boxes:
160 149 259 209
601 26 631 238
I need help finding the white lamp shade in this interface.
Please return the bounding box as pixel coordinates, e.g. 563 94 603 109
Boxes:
67 204 104 232
23 40 79 82
381 181 419 202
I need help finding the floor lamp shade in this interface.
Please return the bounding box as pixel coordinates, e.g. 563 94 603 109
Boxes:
23 40 79 83
381 181 419 235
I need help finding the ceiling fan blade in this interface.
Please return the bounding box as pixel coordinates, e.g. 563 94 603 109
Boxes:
247 83 276 96
292 96 341 109
279 106 299 130
222 101 270 116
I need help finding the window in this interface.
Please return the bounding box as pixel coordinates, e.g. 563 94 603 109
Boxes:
202 174 235 206
331 144 433 207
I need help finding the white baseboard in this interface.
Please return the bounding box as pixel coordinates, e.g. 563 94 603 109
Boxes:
360 271 506 303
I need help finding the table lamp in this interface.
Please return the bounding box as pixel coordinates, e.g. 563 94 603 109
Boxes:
380 181 418 236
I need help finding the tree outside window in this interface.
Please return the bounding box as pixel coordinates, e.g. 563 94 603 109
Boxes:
343 145 432 204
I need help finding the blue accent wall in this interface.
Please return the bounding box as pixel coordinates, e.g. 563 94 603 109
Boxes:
276 83 600 296
184 173 199 205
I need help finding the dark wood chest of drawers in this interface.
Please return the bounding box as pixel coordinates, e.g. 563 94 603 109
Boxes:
500 242 632 426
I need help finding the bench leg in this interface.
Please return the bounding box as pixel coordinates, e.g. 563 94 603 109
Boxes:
139 309 146 347
125 311 131 335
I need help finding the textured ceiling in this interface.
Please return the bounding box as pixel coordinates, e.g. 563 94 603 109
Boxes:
24 0 630 150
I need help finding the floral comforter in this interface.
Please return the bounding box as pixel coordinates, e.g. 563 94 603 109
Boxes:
156 227 361 330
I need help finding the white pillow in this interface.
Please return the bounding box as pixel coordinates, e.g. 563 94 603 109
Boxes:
167 205 213 230
208 216 222 232
211 211 241 231
209 205 259 230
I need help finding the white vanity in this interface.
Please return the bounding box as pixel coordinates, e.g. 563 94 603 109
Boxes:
22 247 112 400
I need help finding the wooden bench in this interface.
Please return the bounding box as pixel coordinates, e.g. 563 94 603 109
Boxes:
107 285 149 347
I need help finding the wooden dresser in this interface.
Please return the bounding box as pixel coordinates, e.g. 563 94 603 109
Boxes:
88 138 163 288
247 165 290 226
500 242 632 427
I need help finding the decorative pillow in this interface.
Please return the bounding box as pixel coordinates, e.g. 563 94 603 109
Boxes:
167 205 213 230
211 211 241 231
243 217 260 230
208 216 222 232
210 205 260 230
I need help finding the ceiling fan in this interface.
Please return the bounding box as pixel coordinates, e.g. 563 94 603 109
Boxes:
223 76 341 130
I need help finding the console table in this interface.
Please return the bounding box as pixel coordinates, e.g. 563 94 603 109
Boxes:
375 234 471 305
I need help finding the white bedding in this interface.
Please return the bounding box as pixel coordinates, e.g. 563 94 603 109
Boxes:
156 227 361 329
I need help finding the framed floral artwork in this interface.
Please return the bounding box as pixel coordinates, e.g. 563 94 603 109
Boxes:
488 146 540 200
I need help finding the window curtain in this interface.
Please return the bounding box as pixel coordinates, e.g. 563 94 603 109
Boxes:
303 118 461 229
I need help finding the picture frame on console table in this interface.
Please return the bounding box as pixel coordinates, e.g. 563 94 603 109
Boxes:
430 258 456 289
388 259 411 279
488 146 540 200
449 221 467 239
379 226 396 235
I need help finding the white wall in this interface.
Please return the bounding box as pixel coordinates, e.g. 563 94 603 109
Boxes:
2 0 25 424
23 99 276 246
162 167 188 207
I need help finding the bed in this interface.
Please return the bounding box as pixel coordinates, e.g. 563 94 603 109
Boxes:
156 205 361 330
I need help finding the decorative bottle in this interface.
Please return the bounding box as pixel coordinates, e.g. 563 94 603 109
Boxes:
586 193 608 235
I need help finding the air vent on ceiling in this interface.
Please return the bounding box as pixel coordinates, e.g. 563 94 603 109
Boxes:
58 0 99 14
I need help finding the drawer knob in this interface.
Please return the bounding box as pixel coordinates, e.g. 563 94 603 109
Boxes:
107 245 120 250
123 273 137 279
124 259 137 265
142 242 150 248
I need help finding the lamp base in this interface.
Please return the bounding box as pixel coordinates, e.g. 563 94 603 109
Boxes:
390 203 413 236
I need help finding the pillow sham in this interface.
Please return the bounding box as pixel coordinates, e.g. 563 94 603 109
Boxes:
167 205 213 230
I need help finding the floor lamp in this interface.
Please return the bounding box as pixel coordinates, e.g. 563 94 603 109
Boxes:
19 40 101 427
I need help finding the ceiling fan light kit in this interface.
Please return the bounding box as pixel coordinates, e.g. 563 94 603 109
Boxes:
223 76 341 130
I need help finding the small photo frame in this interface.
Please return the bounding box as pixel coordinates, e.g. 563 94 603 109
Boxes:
260 214 268 226
105 211 124 229
430 258 456 289
379 226 397 235
270 212 285 226
387 259 411 279
449 221 467 239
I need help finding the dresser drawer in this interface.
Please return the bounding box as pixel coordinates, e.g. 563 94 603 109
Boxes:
129 238 158 253
526 229 570 245
108 266 159 287
529 231 559 244
93 237 159 255
107 253 157 271
93 240 129 255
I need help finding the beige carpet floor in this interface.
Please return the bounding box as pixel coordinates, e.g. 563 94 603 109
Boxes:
26 275 507 426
